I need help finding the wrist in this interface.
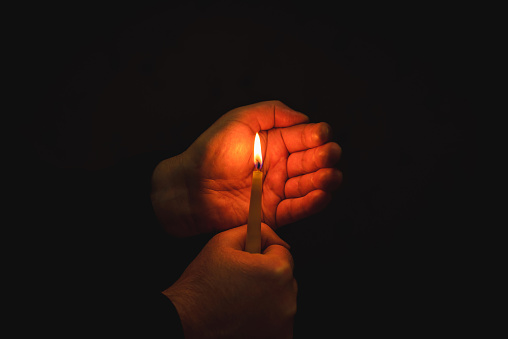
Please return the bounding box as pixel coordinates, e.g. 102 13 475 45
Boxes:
151 152 195 237
163 284 209 339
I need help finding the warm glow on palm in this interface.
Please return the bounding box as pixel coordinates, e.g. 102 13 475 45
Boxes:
152 101 342 237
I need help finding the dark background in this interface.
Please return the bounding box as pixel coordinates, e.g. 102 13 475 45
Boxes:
23 1 480 336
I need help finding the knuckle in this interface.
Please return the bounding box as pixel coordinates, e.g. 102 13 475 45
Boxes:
314 147 324 168
270 258 293 281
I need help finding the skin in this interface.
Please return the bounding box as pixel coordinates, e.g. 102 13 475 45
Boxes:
163 224 297 339
151 100 342 237
152 101 342 338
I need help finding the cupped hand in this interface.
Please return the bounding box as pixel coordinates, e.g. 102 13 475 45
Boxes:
151 100 342 237
163 224 297 339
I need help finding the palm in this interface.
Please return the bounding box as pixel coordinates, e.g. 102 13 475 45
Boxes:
183 101 342 234
190 122 292 232
152 101 341 237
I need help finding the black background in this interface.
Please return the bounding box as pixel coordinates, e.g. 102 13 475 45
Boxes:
22 1 480 336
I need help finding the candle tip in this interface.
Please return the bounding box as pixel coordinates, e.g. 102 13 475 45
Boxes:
254 132 263 169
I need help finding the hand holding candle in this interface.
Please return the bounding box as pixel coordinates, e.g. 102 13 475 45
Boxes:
163 224 296 338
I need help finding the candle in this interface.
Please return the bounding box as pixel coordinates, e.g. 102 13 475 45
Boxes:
245 132 263 253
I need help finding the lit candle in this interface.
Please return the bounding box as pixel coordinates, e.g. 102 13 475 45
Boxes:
245 132 263 253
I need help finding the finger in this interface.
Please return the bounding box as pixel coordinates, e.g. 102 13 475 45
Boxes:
263 244 295 272
276 190 332 227
284 168 343 199
213 225 249 250
234 100 309 132
280 122 332 153
287 142 342 178
215 224 289 251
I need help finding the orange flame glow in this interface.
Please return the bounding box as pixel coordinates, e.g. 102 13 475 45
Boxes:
254 132 262 169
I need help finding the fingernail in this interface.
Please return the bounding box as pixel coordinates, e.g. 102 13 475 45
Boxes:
322 122 332 139
315 123 332 143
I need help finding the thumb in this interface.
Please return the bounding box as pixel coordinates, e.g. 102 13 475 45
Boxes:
260 223 290 251
261 224 295 272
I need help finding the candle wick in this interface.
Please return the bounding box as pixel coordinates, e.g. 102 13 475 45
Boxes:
255 161 261 170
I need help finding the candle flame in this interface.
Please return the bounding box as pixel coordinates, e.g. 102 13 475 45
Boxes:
254 132 262 169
